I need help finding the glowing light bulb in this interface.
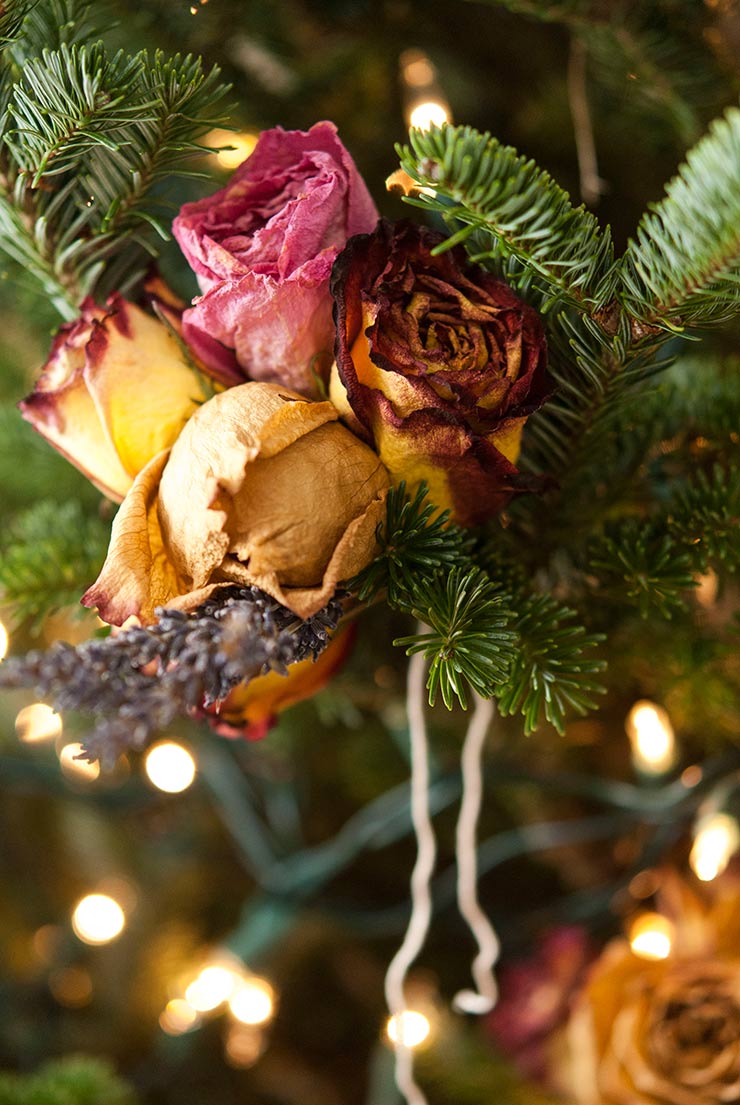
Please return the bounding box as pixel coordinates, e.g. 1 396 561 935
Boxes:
386 1010 431 1049
144 740 196 793
159 998 200 1035
185 965 238 1012
629 913 674 961
626 700 677 775
409 100 450 131
0 620 8 661
690 812 740 882
204 128 259 170
15 702 62 743
59 743 100 782
228 976 275 1025
71 893 126 945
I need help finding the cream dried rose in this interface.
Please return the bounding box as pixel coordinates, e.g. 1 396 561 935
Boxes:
83 382 390 624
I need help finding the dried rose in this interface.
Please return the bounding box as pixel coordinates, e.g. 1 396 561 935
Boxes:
82 382 390 625
486 926 593 1082
204 624 356 740
173 121 379 395
330 220 551 526
561 874 740 1105
19 295 210 502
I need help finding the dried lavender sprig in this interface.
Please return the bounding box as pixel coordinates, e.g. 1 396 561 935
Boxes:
0 587 344 768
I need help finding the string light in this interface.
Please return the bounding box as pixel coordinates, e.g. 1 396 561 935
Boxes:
59 743 100 782
629 913 674 961
159 998 200 1035
15 702 62 743
204 128 259 170
0 619 8 661
228 976 275 1026
400 48 452 132
386 1010 431 1049
185 965 238 1012
690 812 740 882
71 893 126 945
625 700 677 775
144 740 197 794
408 101 450 130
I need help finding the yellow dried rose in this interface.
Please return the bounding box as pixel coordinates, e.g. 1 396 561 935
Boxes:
563 874 740 1105
19 294 211 502
83 382 390 624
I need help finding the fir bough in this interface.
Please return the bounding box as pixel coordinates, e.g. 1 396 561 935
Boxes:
0 16 229 313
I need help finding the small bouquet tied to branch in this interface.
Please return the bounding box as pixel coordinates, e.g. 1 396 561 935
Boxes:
3 118 555 748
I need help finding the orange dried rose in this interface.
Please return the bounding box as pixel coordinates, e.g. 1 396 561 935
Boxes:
82 382 390 625
562 874 740 1105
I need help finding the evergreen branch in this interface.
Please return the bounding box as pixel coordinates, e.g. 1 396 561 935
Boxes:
495 594 606 736
395 567 516 710
0 40 228 310
0 1056 136 1105
668 464 740 572
580 17 714 147
0 499 110 629
5 44 145 184
8 0 100 61
396 123 615 310
0 0 39 47
618 106 740 330
587 523 696 619
349 481 473 606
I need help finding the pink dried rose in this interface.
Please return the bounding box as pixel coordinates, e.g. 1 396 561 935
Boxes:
173 121 379 396
487 926 593 1082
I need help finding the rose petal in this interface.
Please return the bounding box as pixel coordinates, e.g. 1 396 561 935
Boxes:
82 450 184 625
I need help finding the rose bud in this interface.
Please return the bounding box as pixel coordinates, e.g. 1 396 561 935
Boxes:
173 121 379 396
330 219 551 526
82 382 390 626
19 295 211 502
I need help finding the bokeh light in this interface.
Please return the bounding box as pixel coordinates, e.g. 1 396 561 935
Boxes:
71 894 126 945
159 998 200 1035
15 702 62 743
386 1010 431 1049
228 976 275 1026
690 812 740 882
409 101 450 131
144 740 197 793
205 128 259 170
185 965 237 1012
629 913 674 961
59 743 100 782
625 700 677 775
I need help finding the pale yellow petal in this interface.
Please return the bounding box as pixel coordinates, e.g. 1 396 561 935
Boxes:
86 303 208 479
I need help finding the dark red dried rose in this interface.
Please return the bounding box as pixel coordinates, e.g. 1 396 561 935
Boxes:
329 219 551 525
